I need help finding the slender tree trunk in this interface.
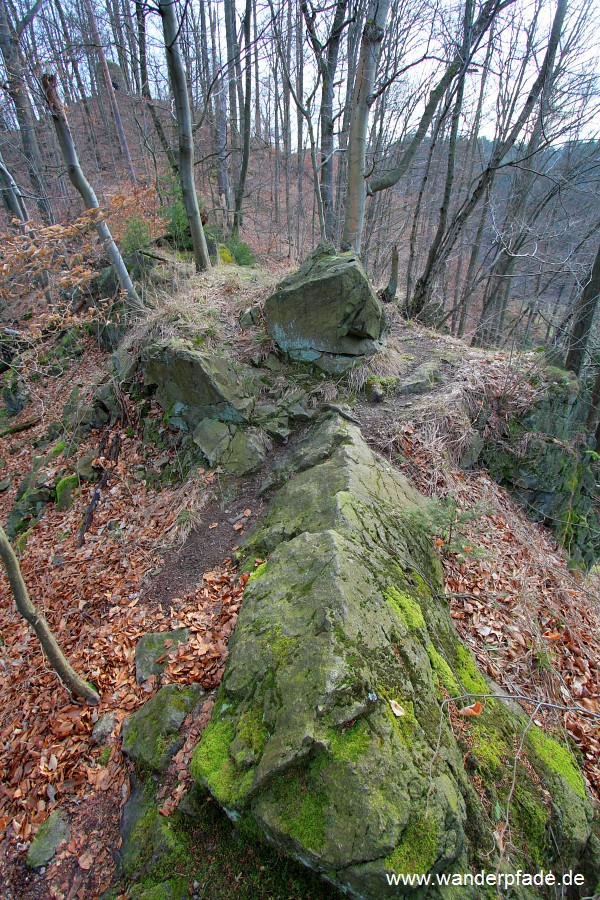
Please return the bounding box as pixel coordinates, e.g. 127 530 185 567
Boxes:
42 73 143 312
410 0 472 318
0 526 100 705
136 0 177 173
302 0 348 243
224 0 239 149
159 0 211 272
83 0 136 183
341 0 390 252
565 242 600 377
54 0 101 171
0 153 29 223
0 0 54 223
254 0 261 139
210 4 230 227
422 0 568 305
233 0 252 237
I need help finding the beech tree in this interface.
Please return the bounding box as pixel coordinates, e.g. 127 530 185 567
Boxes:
42 73 144 313
0 525 100 705
158 0 211 272
565 242 600 377
0 0 54 223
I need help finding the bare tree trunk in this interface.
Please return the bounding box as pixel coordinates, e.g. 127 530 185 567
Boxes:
420 0 568 306
0 526 100 705
83 0 136 183
136 0 177 173
233 0 252 237
210 3 230 227
302 0 348 242
42 73 144 312
254 0 261 139
54 0 101 172
159 0 211 272
341 0 390 252
0 152 29 223
410 0 472 319
224 0 239 148
0 0 54 223
565 242 600 377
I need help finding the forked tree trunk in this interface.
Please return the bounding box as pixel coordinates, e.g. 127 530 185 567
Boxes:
42 73 144 313
159 0 211 272
0 526 100 705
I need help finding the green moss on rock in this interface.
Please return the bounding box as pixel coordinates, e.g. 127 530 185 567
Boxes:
122 684 203 774
384 815 440 873
384 585 425 629
55 473 79 509
526 727 586 799
427 643 460 695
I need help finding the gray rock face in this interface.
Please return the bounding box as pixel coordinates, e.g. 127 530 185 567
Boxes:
190 414 599 898
265 245 386 369
26 810 70 869
141 339 257 428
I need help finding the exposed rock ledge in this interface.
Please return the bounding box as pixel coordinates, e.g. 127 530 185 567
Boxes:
191 414 599 898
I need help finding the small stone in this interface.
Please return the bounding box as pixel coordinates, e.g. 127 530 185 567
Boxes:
26 810 70 869
135 629 190 683
92 712 117 745
239 305 261 328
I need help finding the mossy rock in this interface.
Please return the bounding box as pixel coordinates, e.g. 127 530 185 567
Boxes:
221 427 271 475
128 877 189 900
119 778 190 880
191 414 598 898
396 360 442 395
55 473 79 509
141 339 257 430
135 629 190 683
2 369 29 416
122 684 204 774
265 244 386 364
191 418 233 467
26 810 70 869
5 458 54 539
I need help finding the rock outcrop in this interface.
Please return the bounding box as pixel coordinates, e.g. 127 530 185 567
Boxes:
141 339 257 428
265 244 387 371
190 414 599 898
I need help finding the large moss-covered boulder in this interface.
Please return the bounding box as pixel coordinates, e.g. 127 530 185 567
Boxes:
265 244 386 369
191 414 599 898
141 340 257 429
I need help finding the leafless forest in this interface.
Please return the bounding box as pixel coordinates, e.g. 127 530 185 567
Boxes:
0 0 599 362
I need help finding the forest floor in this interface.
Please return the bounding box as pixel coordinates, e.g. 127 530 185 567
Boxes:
0 261 599 899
